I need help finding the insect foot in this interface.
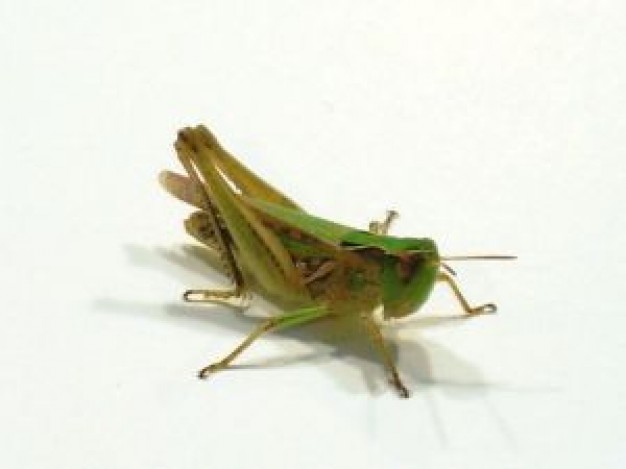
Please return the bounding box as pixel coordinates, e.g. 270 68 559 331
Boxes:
391 379 410 399
197 362 226 379
469 303 497 316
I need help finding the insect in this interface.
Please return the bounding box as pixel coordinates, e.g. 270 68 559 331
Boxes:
159 125 514 397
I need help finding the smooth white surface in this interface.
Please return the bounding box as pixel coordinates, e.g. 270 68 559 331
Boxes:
2 1 625 468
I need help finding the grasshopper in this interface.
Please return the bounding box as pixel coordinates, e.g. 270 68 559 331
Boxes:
159 125 514 397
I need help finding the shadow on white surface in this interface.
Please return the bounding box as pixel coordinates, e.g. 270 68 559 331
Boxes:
92 243 552 447
95 245 534 401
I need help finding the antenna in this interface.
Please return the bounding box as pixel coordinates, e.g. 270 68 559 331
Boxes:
440 255 517 261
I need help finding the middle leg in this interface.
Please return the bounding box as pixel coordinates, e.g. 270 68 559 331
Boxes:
197 305 330 378
361 313 410 398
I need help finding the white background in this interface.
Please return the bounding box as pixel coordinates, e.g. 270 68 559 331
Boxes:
2 1 625 468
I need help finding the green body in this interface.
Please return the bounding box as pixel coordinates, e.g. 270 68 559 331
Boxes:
160 126 440 321
160 125 501 397
243 196 440 318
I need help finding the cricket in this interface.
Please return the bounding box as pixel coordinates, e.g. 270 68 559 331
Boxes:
159 125 514 398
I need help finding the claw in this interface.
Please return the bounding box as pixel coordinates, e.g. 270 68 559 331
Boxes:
391 378 410 398
197 363 223 379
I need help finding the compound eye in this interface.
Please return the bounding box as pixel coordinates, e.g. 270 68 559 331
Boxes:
396 256 419 283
